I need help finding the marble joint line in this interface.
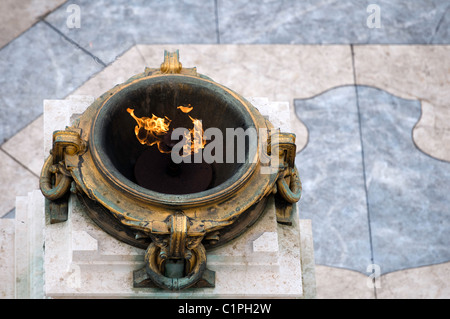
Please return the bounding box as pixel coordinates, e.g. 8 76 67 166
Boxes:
294 85 450 275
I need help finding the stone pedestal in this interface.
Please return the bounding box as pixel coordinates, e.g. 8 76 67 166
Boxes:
1 95 316 298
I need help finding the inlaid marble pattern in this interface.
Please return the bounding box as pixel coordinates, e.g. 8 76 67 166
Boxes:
44 0 218 65
218 0 450 44
134 44 354 152
0 0 66 49
0 21 103 145
358 86 450 274
295 86 372 272
295 85 450 274
353 45 450 162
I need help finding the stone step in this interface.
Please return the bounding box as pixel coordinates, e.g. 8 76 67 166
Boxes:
13 191 45 299
0 218 15 298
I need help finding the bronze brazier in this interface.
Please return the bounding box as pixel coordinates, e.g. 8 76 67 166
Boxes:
40 51 302 290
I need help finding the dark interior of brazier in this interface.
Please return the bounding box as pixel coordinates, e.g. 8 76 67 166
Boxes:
99 76 253 195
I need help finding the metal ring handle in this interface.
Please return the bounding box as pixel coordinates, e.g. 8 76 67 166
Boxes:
145 242 207 291
277 166 302 204
40 154 72 201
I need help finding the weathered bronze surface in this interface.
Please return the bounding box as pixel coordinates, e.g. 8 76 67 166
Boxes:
40 50 302 291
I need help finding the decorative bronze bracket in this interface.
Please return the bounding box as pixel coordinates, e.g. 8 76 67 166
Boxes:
270 131 302 225
144 50 198 77
133 211 215 290
40 128 86 223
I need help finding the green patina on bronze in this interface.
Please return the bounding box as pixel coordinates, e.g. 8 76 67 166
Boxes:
40 50 301 290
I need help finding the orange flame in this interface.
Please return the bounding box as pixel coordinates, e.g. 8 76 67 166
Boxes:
127 106 206 156
182 115 206 157
177 105 193 113
127 108 171 153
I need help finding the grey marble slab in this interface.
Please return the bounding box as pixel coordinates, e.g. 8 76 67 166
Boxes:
1 208 15 219
45 0 218 65
218 0 450 44
357 86 450 274
0 21 103 145
430 5 450 43
295 86 372 273
295 85 450 274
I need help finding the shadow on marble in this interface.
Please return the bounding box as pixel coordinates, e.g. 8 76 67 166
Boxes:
295 85 450 274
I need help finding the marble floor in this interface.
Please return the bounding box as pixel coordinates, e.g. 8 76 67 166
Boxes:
0 0 449 299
